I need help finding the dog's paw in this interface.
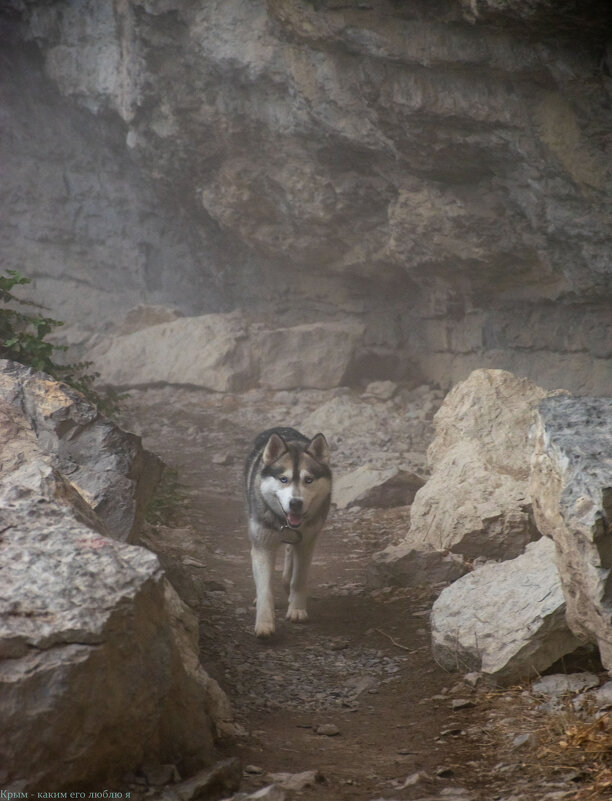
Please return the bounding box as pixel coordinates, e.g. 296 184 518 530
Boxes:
286 607 309 623
254 621 275 638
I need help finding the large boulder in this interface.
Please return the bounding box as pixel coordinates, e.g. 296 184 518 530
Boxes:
0 366 232 790
333 466 425 510
368 543 468 589
89 312 364 392
376 370 556 569
430 538 582 684
530 395 612 669
0 359 162 543
256 320 364 390
89 311 255 392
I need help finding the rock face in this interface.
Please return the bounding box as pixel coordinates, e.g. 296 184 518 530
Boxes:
90 311 254 392
373 370 550 582
89 312 363 391
0 359 162 542
430 538 582 684
0 363 231 790
256 321 365 391
1 2 611 394
530 395 612 669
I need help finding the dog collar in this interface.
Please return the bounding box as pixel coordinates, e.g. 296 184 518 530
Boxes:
279 523 303 545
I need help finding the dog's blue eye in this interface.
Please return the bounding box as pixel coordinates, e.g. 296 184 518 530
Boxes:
280 476 288 483
304 476 313 484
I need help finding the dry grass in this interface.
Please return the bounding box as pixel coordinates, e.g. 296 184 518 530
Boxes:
481 685 612 800
437 677 612 801
538 709 612 800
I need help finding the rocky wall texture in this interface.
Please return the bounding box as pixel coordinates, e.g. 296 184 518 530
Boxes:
530 395 612 669
1 1 611 392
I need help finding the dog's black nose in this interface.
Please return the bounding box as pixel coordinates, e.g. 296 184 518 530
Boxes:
289 498 303 512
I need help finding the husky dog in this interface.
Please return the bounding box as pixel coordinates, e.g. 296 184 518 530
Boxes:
245 427 332 638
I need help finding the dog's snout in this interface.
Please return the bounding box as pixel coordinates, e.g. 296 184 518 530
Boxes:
289 498 303 512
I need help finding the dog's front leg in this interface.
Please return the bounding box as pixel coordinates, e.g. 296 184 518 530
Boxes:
282 545 293 596
286 535 317 623
251 545 277 637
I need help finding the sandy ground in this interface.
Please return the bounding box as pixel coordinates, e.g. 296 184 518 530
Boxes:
120 386 604 801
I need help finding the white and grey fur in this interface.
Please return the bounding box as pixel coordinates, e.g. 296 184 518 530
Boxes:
245 427 332 638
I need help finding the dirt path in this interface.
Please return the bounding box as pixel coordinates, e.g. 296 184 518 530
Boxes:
121 387 587 801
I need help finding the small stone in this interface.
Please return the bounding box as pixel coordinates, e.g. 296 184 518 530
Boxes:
440 727 464 737
245 765 264 775
593 680 612 708
463 672 483 687
436 766 455 778
316 723 340 736
531 673 600 698
212 452 234 465
363 381 398 400
266 770 322 791
512 732 537 749
451 698 476 710
167 758 242 801
400 771 430 788
245 787 286 801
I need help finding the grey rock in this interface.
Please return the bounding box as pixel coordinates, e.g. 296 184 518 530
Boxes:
256 321 364 390
266 771 322 792
0 374 232 790
91 315 364 392
345 675 378 698
333 466 425 510
530 396 612 669
162 758 242 801
316 723 340 736
431 538 582 684
90 312 254 392
451 699 476 710
531 673 600 697
511 733 537 750
374 370 553 578
368 542 467 588
0 359 162 543
593 681 612 709
399 771 431 787
363 381 398 400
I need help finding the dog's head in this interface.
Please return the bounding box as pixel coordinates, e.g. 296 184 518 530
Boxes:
260 432 331 529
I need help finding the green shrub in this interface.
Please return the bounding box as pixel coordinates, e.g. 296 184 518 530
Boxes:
0 269 121 416
145 467 189 526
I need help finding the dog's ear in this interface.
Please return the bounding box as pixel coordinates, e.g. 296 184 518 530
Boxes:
262 433 287 465
306 433 330 466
